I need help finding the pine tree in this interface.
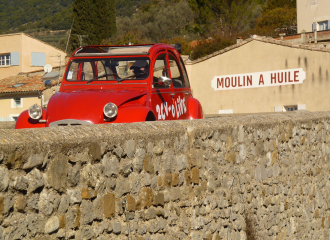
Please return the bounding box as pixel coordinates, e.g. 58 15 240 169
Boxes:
70 0 116 52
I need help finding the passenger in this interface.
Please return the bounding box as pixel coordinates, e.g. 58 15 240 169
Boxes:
130 60 149 78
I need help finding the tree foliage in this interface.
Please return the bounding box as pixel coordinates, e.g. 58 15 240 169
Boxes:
116 0 194 43
70 0 116 51
263 0 296 11
254 7 296 36
189 36 234 60
188 0 258 37
251 0 296 36
0 0 73 34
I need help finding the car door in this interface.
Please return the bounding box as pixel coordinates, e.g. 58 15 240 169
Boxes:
151 51 176 121
167 52 188 119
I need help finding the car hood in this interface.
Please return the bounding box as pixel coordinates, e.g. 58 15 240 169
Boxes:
46 89 148 123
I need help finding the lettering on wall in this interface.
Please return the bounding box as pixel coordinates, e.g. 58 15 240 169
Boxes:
211 68 306 91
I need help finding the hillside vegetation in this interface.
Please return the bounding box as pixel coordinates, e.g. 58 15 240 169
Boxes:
0 0 297 59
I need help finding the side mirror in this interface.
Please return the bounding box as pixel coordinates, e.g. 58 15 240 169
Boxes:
158 76 171 87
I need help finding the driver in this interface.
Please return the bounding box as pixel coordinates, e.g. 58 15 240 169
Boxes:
130 60 149 78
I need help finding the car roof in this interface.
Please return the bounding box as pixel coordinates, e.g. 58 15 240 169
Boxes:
72 44 178 57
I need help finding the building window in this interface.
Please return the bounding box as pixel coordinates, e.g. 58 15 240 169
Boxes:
0 54 10 66
319 21 328 31
11 98 22 108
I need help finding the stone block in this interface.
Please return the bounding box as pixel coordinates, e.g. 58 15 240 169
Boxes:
112 221 122 234
0 197 3 215
192 167 199 184
172 173 180 186
80 200 94 225
14 195 27 213
126 195 136 212
125 140 135 158
26 168 44 193
115 179 130 198
88 142 101 161
184 170 192 185
23 153 43 170
271 151 279 164
145 207 157 220
6 151 23 169
59 215 66 229
143 155 154 174
177 155 188 172
225 152 236 163
27 214 45 236
163 173 172 187
103 156 119 177
45 216 59 234
153 193 164 207
0 167 8 192
47 154 69 193
141 187 154 209
74 205 81 228
104 193 116 218
158 176 163 187
171 187 181 201
226 136 233 151
81 188 97 199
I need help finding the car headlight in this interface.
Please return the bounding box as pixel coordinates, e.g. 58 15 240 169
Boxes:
28 104 43 120
103 102 118 118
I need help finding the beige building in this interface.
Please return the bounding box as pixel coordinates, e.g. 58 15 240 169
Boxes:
0 33 66 80
185 36 330 115
0 74 57 121
297 0 330 33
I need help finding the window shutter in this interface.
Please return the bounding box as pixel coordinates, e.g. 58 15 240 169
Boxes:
10 52 19 66
328 20 330 30
312 22 317 31
0 117 3 121
31 52 46 66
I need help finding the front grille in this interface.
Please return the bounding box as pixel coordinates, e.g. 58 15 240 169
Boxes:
49 119 92 127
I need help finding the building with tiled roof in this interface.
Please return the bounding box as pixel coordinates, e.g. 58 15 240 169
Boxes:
185 36 330 115
0 33 66 80
0 72 59 121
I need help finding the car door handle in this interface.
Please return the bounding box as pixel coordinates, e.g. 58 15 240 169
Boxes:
170 93 175 97
185 92 190 95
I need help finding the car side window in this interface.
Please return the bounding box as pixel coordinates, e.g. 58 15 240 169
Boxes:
168 54 185 88
179 57 190 88
153 54 169 89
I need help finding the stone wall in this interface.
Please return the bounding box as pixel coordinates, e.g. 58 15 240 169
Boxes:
1 112 330 240
0 122 15 129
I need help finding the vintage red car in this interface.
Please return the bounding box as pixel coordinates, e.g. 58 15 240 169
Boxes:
15 43 203 129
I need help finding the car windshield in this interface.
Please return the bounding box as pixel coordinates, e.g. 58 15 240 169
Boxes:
65 57 150 82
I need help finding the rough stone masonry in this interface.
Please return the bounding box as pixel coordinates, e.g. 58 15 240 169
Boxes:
0 111 330 240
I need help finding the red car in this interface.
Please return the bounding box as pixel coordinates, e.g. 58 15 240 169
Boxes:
15 44 203 129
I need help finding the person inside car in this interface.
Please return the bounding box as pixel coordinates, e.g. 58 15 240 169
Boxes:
129 60 149 79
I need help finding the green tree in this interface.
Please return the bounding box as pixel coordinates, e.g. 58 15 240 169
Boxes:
254 7 296 36
263 0 296 11
116 0 194 43
70 0 116 51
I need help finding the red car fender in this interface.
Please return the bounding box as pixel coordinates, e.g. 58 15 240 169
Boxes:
15 109 47 129
109 106 155 123
187 98 204 119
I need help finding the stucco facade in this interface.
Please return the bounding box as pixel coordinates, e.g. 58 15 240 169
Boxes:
185 37 330 115
297 0 330 33
0 33 66 80
0 95 41 121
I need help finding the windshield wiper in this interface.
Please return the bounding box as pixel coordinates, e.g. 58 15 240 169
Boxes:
86 73 120 84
